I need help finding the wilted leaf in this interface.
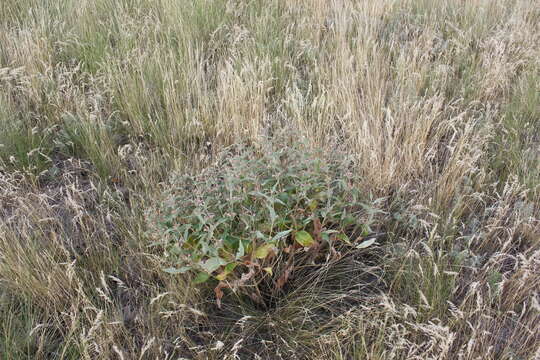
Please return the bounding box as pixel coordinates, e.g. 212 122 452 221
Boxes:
215 272 227 280
308 199 318 212
295 231 315 247
254 244 274 259
272 229 292 242
214 281 229 308
250 292 263 304
263 267 273 275
236 238 245 258
275 266 292 292
313 217 322 241
356 238 376 249
216 262 237 280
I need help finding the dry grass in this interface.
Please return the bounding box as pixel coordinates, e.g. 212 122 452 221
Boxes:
0 0 539 359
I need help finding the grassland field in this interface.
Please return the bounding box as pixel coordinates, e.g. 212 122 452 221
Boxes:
0 0 539 359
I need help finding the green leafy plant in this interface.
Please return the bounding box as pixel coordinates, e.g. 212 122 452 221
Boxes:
149 144 380 306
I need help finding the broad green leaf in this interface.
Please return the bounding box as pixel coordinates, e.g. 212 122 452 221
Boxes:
201 257 225 273
308 199 318 212
254 244 274 259
193 272 210 284
295 231 315 247
356 238 376 249
223 235 240 249
163 266 191 274
224 262 237 273
277 192 290 204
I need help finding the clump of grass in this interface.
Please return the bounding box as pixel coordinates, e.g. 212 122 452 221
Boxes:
0 74 54 177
